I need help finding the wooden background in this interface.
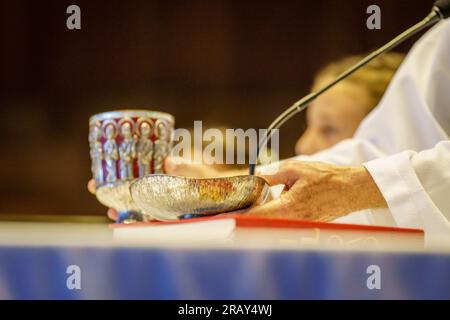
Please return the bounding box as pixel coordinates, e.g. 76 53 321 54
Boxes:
0 0 432 216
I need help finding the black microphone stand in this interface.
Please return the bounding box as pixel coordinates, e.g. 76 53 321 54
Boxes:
249 5 446 175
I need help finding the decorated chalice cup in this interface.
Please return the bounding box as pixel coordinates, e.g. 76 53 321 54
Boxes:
89 110 175 223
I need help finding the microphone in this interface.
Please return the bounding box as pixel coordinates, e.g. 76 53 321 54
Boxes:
249 1 449 175
434 0 450 19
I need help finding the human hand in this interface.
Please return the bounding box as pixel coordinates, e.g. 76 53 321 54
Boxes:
164 156 228 178
245 160 387 221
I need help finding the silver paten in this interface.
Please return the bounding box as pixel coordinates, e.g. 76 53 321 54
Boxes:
96 180 141 214
130 175 270 221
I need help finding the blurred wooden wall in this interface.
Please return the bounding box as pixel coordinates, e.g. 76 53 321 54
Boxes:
0 0 431 215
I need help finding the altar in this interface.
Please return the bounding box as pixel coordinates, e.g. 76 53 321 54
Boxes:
0 220 449 299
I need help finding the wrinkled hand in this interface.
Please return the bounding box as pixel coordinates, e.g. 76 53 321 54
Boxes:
246 160 387 221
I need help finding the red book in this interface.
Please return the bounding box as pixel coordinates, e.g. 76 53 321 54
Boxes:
111 214 424 250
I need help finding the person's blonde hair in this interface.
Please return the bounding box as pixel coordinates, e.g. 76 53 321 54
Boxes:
314 52 405 111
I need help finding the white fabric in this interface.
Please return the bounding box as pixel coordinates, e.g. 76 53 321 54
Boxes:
259 20 450 242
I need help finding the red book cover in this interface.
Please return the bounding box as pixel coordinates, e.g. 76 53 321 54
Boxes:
111 214 424 250
111 213 424 235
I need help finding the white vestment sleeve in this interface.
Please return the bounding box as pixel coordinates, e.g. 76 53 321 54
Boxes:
364 141 450 241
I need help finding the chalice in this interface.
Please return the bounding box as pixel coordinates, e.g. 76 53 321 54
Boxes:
89 110 174 223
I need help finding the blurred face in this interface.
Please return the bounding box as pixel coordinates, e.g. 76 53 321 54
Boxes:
295 78 372 155
121 123 132 138
141 123 150 137
91 126 101 141
106 125 115 139
157 123 168 139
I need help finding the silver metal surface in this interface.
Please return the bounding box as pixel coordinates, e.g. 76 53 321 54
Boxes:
89 109 174 125
88 109 174 188
96 180 141 214
89 109 175 222
89 110 271 222
130 175 270 221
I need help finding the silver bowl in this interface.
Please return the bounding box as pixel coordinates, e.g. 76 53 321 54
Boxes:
130 175 270 221
95 181 144 223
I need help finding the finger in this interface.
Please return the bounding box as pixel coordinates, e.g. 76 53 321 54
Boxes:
243 198 289 218
258 162 303 187
165 156 214 178
87 179 96 195
258 170 294 187
164 156 176 173
107 208 118 221
257 173 287 187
